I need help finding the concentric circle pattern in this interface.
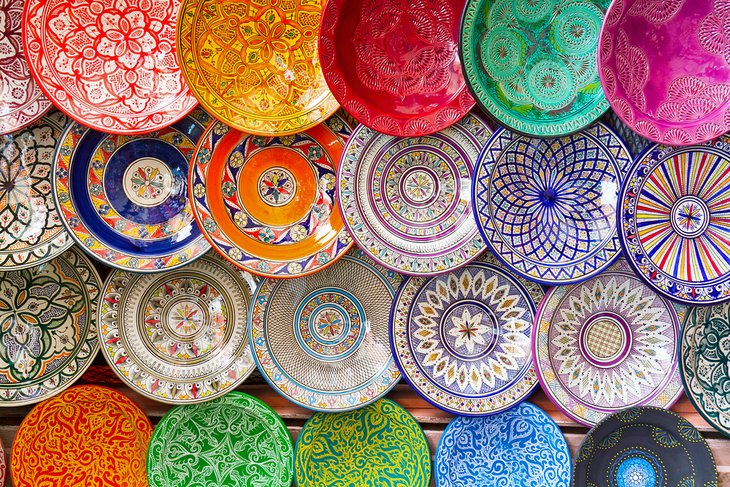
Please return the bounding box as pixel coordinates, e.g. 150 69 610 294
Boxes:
474 122 632 284
250 249 402 411
533 259 684 426
338 113 490 275
99 252 257 404
619 135 730 304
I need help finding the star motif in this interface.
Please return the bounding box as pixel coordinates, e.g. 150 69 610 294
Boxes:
447 308 488 354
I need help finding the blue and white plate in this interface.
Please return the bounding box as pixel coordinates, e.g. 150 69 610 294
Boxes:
53 109 212 271
473 122 632 285
435 402 571 487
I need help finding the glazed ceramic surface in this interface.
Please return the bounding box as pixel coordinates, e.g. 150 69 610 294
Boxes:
0 248 100 406
250 249 402 411
0 111 72 269
319 0 474 136
54 109 211 271
99 252 257 404
191 114 353 278
603 109 651 157
681 303 730 437
533 259 684 426
572 407 718 487
435 403 571 487
0 0 51 134
599 0 730 145
11 386 151 487
23 0 197 134
177 0 337 136
474 122 632 285
460 0 610 136
147 391 293 487
295 399 431 487
339 113 490 275
619 136 730 305
0 436 5 487
391 253 544 415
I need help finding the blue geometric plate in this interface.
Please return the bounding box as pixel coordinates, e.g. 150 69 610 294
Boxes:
435 402 571 487
572 407 717 487
390 252 544 415
473 122 632 285
53 109 212 271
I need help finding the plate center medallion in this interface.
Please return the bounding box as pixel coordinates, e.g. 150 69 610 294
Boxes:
165 300 207 339
294 288 366 361
611 450 663 487
258 167 297 207
441 302 498 361
579 312 632 368
671 195 710 239
123 158 174 207
401 166 439 206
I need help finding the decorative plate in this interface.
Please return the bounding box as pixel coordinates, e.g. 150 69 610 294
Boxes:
177 0 338 136
191 114 353 278
532 259 684 426
250 249 402 411
11 386 152 487
435 402 571 487
53 109 212 272
681 303 730 437
22 0 197 134
460 0 610 137
473 122 632 285
619 136 730 305
0 0 51 135
0 111 72 269
598 0 730 145
338 113 490 275
572 407 718 487
147 391 293 487
319 0 474 136
295 399 431 487
390 253 544 415
98 252 257 404
0 248 100 406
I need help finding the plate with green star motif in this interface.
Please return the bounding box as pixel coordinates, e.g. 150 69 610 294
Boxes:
460 0 610 136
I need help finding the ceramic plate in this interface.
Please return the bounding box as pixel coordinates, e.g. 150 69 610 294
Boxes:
147 391 293 487
177 0 337 136
436 402 571 487
572 407 717 487
99 252 257 404
681 303 730 437
0 111 72 269
473 122 632 285
295 399 431 487
460 0 610 137
319 0 474 136
191 114 353 278
53 109 212 272
0 0 51 135
339 113 490 275
391 253 544 415
0 248 100 406
533 259 684 426
250 249 402 411
11 386 151 487
23 0 197 134
619 136 730 305
599 0 730 145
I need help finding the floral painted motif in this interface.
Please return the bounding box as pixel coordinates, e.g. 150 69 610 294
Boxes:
258 168 295 206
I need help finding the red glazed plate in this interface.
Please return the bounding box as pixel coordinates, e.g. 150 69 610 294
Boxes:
22 0 197 134
599 0 730 145
319 0 475 136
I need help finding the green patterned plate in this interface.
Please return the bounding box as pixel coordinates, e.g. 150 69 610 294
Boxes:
460 0 610 136
147 391 293 487
295 399 431 487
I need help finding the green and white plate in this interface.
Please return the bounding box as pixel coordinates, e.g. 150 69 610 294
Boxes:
460 0 610 136
147 391 293 487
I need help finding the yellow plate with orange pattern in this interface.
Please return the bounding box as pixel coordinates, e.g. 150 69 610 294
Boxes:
190 113 354 278
177 0 339 136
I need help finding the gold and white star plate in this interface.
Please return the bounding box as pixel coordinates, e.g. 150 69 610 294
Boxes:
390 252 544 415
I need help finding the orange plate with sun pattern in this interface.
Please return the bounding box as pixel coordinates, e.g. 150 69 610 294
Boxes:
177 0 339 136
11 386 152 487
